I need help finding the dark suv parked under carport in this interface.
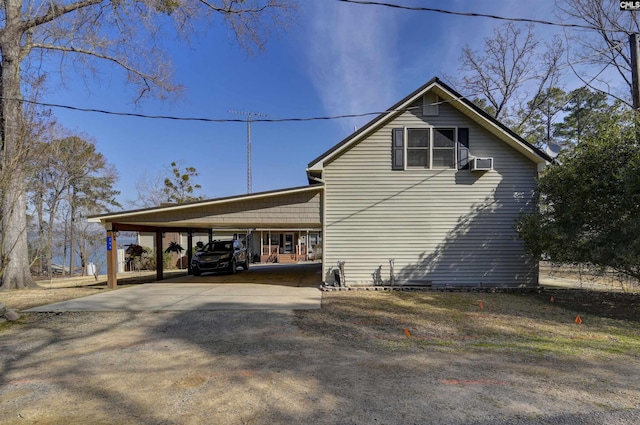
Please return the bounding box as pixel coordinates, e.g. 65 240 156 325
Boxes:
191 240 249 276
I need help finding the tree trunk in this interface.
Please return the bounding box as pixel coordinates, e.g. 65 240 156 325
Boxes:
63 210 69 276
0 11 36 290
69 188 75 277
46 204 57 279
36 190 45 276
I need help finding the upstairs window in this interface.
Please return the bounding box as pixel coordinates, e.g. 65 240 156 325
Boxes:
432 128 456 168
407 128 430 167
393 127 460 170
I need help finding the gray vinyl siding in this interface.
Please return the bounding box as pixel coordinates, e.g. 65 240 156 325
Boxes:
323 101 538 286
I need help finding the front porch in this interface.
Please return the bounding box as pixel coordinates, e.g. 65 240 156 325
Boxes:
258 230 322 264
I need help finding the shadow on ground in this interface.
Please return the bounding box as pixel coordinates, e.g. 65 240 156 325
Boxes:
1 289 639 424
164 263 322 287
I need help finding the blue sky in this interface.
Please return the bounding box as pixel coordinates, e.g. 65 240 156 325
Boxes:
40 0 590 208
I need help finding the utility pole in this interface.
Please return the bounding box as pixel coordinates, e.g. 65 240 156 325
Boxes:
631 33 640 111
229 110 267 193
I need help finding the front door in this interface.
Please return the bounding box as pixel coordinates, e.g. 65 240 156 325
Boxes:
283 233 294 254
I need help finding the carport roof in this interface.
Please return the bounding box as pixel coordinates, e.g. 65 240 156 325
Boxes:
88 185 323 231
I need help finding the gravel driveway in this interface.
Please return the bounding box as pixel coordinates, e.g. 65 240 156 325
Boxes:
2 299 639 425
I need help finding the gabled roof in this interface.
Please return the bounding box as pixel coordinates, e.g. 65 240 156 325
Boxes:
307 77 551 171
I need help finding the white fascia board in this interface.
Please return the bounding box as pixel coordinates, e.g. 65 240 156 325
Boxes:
435 85 547 165
313 83 438 169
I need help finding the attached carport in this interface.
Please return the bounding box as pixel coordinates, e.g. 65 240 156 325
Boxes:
89 185 323 289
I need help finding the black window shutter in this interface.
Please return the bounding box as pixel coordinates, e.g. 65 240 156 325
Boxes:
457 128 469 169
392 128 404 170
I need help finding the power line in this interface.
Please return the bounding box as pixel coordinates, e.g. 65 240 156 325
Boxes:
7 97 400 123
4 37 629 140
4 4 625 127
336 0 600 31
431 41 628 109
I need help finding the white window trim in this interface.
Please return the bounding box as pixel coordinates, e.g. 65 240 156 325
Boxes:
404 126 458 170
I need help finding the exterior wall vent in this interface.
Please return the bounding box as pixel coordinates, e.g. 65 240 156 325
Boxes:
422 92 439 116
470 157 493 171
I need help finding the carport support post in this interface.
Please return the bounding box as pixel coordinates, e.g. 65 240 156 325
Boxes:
106 227 117 289
187 230 193 275
155 230 164 281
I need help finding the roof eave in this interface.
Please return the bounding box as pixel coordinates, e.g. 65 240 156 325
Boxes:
435 82 552 164
307 77 441 170
89 185 324 223
307 76 551 171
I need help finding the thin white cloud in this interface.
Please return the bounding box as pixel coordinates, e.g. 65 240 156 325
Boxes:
303 1 399 132
300 0 572 134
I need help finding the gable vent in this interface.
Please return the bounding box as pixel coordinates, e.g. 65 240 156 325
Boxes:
422 92 439 116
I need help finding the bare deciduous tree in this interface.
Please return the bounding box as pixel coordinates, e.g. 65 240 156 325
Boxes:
556 0 636 104
453 23 565 131
131 170 167 209
0 0 296 290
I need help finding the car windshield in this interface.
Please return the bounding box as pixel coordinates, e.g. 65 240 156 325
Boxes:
203 241 233 252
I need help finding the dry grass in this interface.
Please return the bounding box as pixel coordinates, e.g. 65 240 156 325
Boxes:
4 274 640 363
540 261 640 292
1 286 108 312
296 291 640 360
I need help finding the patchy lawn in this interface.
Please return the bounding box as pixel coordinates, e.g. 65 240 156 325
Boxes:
1 285 109 312
296 290 640 360
1 286 640 424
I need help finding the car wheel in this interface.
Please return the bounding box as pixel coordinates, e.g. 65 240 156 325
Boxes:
229 259 237 274
192 268 201 276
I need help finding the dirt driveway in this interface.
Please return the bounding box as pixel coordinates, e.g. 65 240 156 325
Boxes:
2 288 640 424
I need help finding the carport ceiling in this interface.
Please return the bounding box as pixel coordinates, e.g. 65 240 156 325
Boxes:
89 185 323 230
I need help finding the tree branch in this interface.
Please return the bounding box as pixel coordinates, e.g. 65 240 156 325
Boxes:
21 0 103 31
567 58 632 107
197 0 270 14
29 43 159 93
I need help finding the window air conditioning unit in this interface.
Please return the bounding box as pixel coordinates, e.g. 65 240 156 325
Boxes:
470 157 493 171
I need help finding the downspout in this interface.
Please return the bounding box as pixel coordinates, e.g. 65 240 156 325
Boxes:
306 168 327 282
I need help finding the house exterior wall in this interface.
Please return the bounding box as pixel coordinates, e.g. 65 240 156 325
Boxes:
322 101 538 286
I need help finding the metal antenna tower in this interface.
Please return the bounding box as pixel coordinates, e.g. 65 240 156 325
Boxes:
229 110 267 193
